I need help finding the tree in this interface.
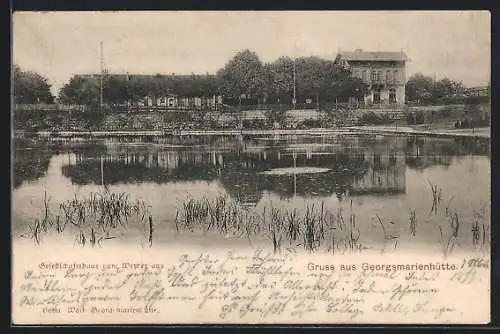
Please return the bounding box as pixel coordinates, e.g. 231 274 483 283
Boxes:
216 49 266 101
292 56 353 104
103 75 130 104
338 77 368 103
405 73 434 102
265 56 295 103
406 73 466 104
13 65 55 104
432 78 465 100
58 75 99 107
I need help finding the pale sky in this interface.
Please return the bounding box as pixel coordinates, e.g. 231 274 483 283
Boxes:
13 11 491 96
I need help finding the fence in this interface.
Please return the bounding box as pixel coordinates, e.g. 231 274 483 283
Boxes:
14 104 86 112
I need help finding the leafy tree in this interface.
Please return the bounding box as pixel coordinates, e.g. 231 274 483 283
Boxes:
432 78 465 99
216 49 266 100
58 75 100 106
13 65 55 104
406 73 466 104
265 56 294 103
338 77 369 102
103 75 130 104
405 73 434 102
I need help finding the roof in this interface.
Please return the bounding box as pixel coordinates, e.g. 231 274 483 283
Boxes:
338 51 408 62
76 73 214 79
465 86 489 91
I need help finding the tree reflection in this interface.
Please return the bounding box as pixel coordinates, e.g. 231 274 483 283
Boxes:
12 138 107 188
12 135 490 204
404 136 489 171
12 148 51 188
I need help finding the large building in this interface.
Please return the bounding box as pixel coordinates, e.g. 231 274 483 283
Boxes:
336 49 409 106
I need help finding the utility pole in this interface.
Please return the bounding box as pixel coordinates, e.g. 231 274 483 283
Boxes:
293 58 297 109
100 41 104 113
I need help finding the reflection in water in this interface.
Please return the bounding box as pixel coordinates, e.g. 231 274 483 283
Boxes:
13 135 490 206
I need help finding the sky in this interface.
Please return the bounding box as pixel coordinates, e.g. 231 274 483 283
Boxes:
13 11 491 96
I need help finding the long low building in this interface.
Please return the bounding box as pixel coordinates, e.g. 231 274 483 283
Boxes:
464 86 489 97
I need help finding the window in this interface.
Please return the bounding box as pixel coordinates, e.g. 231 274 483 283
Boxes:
393 70 399 84
377 70 383 83
386 70 392 83
362 70 368 83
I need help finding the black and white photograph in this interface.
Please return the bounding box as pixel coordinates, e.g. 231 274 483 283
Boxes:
11 11 491 325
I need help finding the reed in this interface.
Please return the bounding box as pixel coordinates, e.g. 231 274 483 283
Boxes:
325 210 337 254
409 209 416 237
303 204 318 252
438 209 461 257
472 200 489 249
428 180 443 215
24 188 490 255
22 187 152 247
286 208 300 244
265 206 283 253
376 214 399 254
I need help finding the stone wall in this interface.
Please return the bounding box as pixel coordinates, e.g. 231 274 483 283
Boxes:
13 110 200 132
14 109 328 132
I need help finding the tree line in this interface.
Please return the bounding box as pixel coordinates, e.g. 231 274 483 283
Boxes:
405 73 489 105
55 49 369 108
14 50 489 109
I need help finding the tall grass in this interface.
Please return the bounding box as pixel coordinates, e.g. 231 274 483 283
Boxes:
23 183 490 255
428 179 443 215
409 209 417 237
472 200 489 249
173 191 488 255
376 214 399 253
173 195 369 254
21 187 152 247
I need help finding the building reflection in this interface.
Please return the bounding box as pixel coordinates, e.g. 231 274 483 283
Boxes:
13 135 490 207
58 142 406 203
351 151 405 195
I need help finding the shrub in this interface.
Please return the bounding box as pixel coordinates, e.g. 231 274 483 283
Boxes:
358 112 392 126
465 95 490 105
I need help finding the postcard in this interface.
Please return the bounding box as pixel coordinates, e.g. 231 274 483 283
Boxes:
11 10 491 325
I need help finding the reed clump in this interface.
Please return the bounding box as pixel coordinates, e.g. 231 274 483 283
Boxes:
409 209 416 237
22 187 153 247
23 183 490 255
174 195 369 254
428 179 443 215
472 200 489 250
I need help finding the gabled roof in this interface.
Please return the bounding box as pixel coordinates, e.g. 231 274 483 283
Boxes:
338 51 408 62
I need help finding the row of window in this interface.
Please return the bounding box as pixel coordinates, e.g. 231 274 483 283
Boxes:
353 69 401 84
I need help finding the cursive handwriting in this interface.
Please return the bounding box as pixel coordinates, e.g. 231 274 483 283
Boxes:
15 252 489 323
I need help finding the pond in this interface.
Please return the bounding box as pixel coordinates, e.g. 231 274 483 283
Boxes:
11 133 491 256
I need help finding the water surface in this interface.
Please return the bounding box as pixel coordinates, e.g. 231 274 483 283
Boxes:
12 134 491 255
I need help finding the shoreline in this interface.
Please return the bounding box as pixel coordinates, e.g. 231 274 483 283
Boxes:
344 125 490 139
13 126 490 139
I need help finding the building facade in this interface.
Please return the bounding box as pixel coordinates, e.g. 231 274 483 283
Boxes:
464 86 489 97
336 49 409 106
